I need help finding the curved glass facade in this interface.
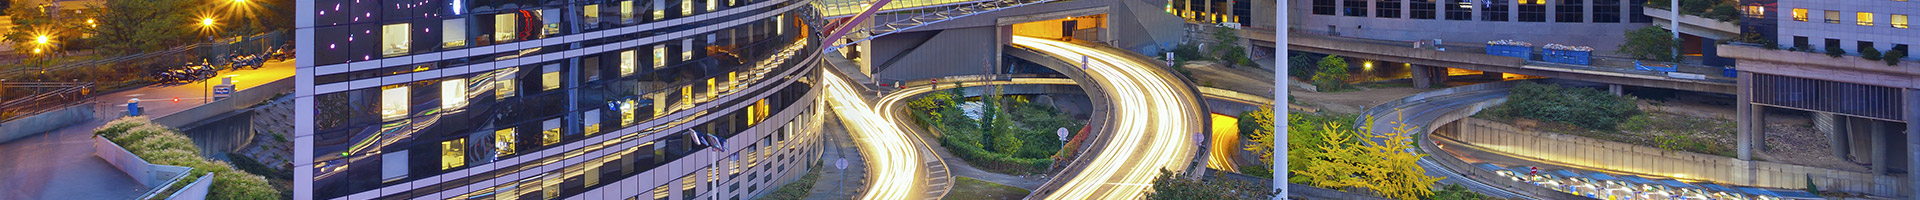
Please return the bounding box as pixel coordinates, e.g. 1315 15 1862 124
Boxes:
296 0 828 199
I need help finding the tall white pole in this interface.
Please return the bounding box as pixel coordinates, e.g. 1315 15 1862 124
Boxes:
1671 0 1680 58
1273 0 1289 199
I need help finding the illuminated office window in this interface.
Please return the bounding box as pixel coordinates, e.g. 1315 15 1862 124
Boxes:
728 153 740 175
496 128 516 156
705 78 717 99
621 50 637 76
542 64 561 91
584 4 601 27
653 45 668 69
1792 8 1807 21
495 68 519 99
680 172 698 194
584 159 602 186
381 23 410 57
776 15 783 35
707 0 716 11
542 171 561 199
442 79 468 110
1859 12 1875 26
1894 14 1908 28
540 9 562 37
682 0 693 15
621 99 638 126
443 19 467 48
442 139 466 170
681 85 693 104
653 185 670 200
542 118 562 146
584 109 602 135
380 85 409 121
495 13 517 42
621 1 636 23
653 0 666 20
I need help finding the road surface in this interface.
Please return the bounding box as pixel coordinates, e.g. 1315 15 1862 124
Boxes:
1358 86 1533 199
821 68 944 200
1012 36 1206 200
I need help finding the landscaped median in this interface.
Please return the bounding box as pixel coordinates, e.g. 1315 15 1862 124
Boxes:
905 86 1084 175
93 117 280 200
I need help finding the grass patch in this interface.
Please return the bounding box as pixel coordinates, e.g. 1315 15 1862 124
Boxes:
762 162 824 200
946 176 1030 200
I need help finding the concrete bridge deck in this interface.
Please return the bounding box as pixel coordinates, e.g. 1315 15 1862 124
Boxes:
1240 28 1737 94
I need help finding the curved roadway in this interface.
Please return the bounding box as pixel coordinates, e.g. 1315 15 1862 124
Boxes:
821 68 950 200
1358 85 1533 199
1011 36 1207 200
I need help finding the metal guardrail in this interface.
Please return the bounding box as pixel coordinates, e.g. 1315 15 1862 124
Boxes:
823 0 1060 52
0 82 93 121
0 31 287 78
1275 28 1735 82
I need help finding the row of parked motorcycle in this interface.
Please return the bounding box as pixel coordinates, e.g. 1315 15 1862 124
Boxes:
153 45 293 84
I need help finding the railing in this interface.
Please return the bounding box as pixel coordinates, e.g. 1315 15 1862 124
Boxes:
1281 28 1735 82
0 31 287 78
0 81 93 121
823 0 1060 52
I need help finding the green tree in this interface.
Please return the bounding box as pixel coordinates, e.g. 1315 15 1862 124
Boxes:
1619 26 1681 62
1429 184 1493 200
1311 55 1350 90
3 2 89 56
1210 27 1251 68
1286 54 1318 80
93 0 197 55
1265 113 1442 200
1484 82 1642 130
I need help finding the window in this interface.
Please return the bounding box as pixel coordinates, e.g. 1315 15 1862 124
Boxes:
380 85 408 121
381 23 410 57
621 99 638 126
442 79 467 110
705 78 717 99
622 1 636 23
681 39 694 61
620 50 637 76
654 0 667 20
1405 0 1436 18
1858 12 1875 26
542 118 562 146
1519 0 1547 22
1859 41 1875 52
728 153 740 175
680 173 698 197
1629 0 1649 22
1378 0 1402 18
1741 5 1765 18
382 151 408 182
442 139 465 170
583 4 601 29
1313 0 1336 15
584 109 602 135
653 45 667 69
682 0 693 16
1343 0 1368 16
1481 0 1505 21
1557 0 1584 22
541 64 561 91
1826 10 1841 23
707 0 716 11
495 13 517 43
494 68 518 99
653 185 670 200
1792 8 1807 21
443 19 467 48
1592 0 1619 22
1446 0 1472 20
1894 14 1908 28
1794 36 1810 49
495 128 517 156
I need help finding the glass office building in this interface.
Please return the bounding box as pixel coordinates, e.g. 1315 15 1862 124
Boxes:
293 0 828 199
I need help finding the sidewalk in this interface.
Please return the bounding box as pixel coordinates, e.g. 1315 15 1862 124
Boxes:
0 59 295 200
804 113 870 200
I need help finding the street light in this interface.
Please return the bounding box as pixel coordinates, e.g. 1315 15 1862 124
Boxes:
201 17 216 27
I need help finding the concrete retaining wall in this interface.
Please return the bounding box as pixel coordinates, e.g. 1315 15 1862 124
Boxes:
0 104 95 143
95 136 156 187
153 77 293 128
165 172 214 200
1443 118 1904 196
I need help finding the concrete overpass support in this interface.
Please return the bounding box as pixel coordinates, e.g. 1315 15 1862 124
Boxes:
1909 89 1919 196
1736 72 1760 161
1816 113 1850 159
1410 65 1450 88
1871 120 1889 175
1608 85 1623 96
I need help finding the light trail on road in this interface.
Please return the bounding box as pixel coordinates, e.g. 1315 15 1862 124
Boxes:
821 69 924 200
1013 36 1203 200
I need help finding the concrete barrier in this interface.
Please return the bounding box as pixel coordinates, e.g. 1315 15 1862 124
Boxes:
165 172 214 200
95 136 157 187
1442 118 1902 197
0 104 95 143
152 77 293 128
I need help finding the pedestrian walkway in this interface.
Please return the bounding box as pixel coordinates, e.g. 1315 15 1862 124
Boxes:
0 59 295 200
804 113 871 200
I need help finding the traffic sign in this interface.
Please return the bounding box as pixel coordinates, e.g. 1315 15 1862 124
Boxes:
1056 127 1069 142
836 158 847 170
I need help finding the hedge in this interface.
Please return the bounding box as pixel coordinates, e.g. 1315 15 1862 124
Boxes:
95 117 282 200
1484 82 1641 131
939 136 1054 175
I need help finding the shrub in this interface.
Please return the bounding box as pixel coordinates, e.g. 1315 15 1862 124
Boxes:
1826 43 1847 58
94 117 282 200
1484 82 1641 131
1705 4 1741 22
1311 55 1350 90
1860 46 1883 60
1882 49 1907 66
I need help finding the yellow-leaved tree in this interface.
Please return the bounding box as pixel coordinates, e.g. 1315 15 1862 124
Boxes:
1248 110 1444 200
